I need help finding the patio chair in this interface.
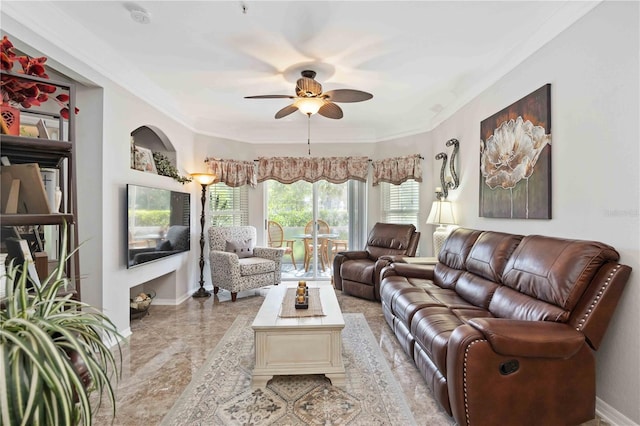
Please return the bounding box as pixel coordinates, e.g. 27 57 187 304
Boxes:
303 219 331 271
267 220 297 270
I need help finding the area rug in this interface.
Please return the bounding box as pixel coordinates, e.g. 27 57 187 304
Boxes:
161 313 417 425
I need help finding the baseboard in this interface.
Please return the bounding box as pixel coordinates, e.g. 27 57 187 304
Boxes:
154 291 191 306
597 397 638 426
154 285 213 306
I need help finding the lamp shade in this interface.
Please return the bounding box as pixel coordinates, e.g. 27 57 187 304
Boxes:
295 97 325 115
191 173 217 186
426 200 456 226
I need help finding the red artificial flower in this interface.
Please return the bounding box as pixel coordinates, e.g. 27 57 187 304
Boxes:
1 35 78 118
1 36 16 70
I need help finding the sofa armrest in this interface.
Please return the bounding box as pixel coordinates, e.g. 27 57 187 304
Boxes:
381 262 436 280
467 318 585 358
373 257 396 301
447 322 595 426
210 250 241 278
379 254 406 263
338 250 369 261
253 247 285 261
333 251 369 291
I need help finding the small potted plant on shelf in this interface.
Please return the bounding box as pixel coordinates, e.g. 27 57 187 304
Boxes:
153 151 193 184
0 227 121 425
1 35 79 135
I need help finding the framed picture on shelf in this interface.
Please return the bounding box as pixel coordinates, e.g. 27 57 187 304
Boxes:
47 126 60 140
19 124 39 137
36 119 50 139
1 163 51 214
134 146 157 174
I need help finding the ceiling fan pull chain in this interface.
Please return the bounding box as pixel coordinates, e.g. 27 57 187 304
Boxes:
307 113 311 155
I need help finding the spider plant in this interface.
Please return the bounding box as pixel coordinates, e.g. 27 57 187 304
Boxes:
0 231 121 425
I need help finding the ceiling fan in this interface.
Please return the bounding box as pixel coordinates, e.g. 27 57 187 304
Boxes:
245 70 373 119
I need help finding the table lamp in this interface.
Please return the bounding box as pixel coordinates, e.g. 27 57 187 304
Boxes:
426 198 456 258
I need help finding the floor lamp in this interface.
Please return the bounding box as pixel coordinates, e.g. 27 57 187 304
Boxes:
426 198 456 258
191 172 217 298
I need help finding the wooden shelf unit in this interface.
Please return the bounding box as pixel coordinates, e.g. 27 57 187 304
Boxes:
1 71 81 300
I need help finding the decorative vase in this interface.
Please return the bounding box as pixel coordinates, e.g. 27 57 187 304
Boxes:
1 104 20 135
54 186 63 213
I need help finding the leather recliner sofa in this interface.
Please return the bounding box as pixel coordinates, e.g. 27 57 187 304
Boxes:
380 228 632 426
333 222 420 301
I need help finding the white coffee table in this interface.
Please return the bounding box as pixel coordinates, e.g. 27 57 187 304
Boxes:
251 283 345 389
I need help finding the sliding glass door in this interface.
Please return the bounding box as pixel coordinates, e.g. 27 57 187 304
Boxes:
266 180 351 280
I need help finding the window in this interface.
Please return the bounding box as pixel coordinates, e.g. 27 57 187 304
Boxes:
209 183 248 226
380 180 420 228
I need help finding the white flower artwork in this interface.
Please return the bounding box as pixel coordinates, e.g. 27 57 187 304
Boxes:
480 85 552 219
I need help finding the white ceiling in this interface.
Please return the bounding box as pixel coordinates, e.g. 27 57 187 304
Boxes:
11 1 598 144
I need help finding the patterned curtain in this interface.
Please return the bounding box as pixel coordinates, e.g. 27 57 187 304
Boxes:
371 154 423 186
205 158 257 188
257 156 370 184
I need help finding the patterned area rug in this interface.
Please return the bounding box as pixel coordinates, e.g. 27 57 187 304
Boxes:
161 313 416 425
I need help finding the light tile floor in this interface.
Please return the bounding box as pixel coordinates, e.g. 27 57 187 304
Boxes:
93 284 608 426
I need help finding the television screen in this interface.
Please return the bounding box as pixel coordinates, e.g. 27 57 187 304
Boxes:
126 184 190 268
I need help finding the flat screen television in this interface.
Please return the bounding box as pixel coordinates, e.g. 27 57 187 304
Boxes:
127 184 191 268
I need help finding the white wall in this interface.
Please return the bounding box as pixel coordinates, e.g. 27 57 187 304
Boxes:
2 9 200 336
100 83 198 335
426 3 639 423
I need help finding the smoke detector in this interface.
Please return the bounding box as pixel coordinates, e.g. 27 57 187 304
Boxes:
130 7 151 24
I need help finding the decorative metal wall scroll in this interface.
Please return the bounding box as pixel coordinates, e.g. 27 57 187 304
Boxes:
435 138 460 200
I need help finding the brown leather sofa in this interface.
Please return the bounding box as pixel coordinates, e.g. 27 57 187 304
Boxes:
380 228 632 426
333 222 420 301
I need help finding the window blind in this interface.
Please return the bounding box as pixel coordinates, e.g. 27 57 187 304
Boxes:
380 180 420 229
209 183 248 226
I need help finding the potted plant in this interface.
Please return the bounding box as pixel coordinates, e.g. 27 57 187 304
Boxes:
0 229 121 425
152 151 192 184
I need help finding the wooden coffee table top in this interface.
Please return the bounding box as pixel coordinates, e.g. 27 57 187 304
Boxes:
252 283 345 330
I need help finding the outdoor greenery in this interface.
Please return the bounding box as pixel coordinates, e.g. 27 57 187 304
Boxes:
267 180 348 227
129 210 170 227
129 186 170 210
0 226 121 425
269 209 348 228
265 180 349 267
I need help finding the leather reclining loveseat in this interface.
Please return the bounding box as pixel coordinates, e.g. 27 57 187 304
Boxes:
380 228 631 426
333 222 420 301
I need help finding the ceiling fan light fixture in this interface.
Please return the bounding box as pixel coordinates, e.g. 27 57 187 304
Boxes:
295 97 325 115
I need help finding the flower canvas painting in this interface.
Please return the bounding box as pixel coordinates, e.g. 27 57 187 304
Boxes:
480 84 551 219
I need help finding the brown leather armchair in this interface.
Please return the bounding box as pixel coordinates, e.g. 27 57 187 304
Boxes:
333 222 420 301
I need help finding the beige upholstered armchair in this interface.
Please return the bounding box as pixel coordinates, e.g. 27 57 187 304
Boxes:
208 226 284 302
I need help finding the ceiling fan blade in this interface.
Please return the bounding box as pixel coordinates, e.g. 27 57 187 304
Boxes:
318 102 343 119
296 77 322 97
245 95 295 99
323 89 373 103
275 104 299 119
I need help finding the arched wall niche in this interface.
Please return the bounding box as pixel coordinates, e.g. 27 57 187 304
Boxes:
131 125 176 166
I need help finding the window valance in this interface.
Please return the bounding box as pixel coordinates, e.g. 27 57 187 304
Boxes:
205 157 257 188
371 154 423 186
257 156 370 184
